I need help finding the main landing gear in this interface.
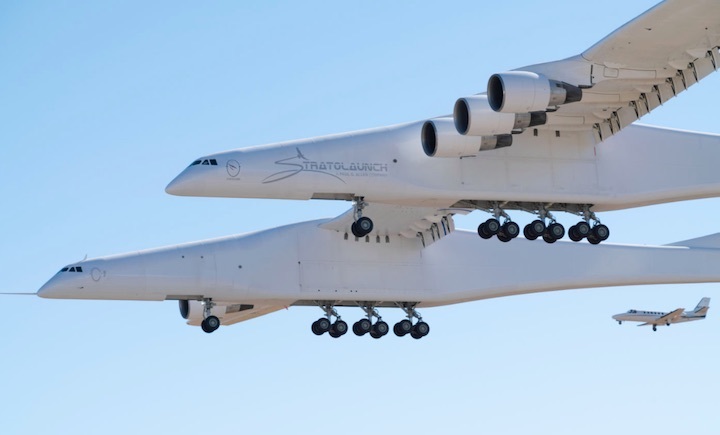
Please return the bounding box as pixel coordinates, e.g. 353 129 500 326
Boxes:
476 203 610 244
201 298 221 333
309 302 431 339
311 302 348 338
351 196 374 238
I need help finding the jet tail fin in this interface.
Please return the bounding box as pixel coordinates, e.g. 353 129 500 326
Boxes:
691 297 711 316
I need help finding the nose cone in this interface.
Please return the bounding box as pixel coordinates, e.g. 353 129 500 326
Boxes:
165 168 207 196
37 274 85 299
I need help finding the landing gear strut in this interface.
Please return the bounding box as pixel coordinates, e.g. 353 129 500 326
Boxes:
200 298 220 333
311 302 348 338
351 196 374 237
395 303 430 339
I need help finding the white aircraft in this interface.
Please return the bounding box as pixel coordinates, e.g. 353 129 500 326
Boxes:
612 298 710 331
31 1 720 337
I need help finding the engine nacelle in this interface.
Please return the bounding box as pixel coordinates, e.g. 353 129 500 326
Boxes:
454 94 546 136
179 299 205 323
487 71 582 113
422 118 512 158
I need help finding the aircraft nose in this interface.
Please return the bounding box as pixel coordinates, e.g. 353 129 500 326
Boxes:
165 169 206 196
37 276 71 299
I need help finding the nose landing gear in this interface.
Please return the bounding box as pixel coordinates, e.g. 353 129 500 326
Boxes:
200 298 221 333
350 196 374 238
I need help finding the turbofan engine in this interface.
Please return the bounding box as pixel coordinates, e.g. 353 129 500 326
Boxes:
422 117 512 157
179 299 205 323
453 94 546 136
487 71 582 113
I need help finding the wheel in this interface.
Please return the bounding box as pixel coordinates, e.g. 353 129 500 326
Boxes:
618 321 622 325
592 224 610 241
478 223 493 239
411 330 423 339
523 225 538 241
411 321 430 338
547 223 565 240
653 325 657 331
203 315 220 332
351 222 363 238
315 317 331 333
353 318 372 336
311 320 324 336
497 231 512 243
568 225 583 242
502 221 520 239
484 218 500 235
201 319 213 333
587 234 601 245
330 320 348 337
529 220 546 236
542 232 557 244
394 319 413 336
575 221 591 238
372 321 389 337
356 217 373 236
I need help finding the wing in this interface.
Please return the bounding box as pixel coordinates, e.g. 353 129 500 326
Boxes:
484 0 720 142
319 204 471 248
657 308 685 324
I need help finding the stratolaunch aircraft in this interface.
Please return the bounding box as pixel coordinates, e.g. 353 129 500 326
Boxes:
35 0 720 337
612 298 710 331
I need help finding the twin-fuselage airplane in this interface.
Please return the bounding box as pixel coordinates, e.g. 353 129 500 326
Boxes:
34 0 720 337
613 298 710 331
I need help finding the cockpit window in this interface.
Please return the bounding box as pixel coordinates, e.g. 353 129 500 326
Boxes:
190 159 218 167
60 266 83 273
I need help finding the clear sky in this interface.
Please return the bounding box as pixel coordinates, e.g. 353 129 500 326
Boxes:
2 1 719 433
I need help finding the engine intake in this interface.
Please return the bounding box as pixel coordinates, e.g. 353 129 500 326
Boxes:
454 95 546 136
422 118 512 158
487 71 582 113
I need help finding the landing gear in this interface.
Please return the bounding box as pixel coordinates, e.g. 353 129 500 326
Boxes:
200 298 220 333
354 304 389 338
311 302 347 338
476 204 519 243
653 325 657 332
351 197 374 237
523 220 546 240
395 303 430 339
569 206 609 244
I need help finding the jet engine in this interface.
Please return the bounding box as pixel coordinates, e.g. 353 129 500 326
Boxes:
487 71 582 113
179 299 205 323
422 118 512 157
453 94 546 136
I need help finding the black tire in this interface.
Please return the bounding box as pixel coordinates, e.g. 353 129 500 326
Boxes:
316 317 331 333
356 217 373 236
410 330 423 339
478 223 493 239
354 318 371 336
204 315 220 332
503 221 520 239
547 223 565 240
592 224 610 241
484 218 500 235
542 232 557 244
587 234 601 245
372 321 389 337
524 225 538 241
497 231 512 243
394 319 413 336
201 319 213 333
332 320 348 336
529 220 545 236
575 221 591 237
413 321 430 337
568 225 583 242
351 222 363 238
311 320 324 336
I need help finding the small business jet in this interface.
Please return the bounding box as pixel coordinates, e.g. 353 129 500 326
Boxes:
612 298 710 331
26 1 720 337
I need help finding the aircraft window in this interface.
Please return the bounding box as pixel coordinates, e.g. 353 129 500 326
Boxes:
202 160 210 165
190 160 202 166
69 267 76 272
60 267 69 272
76 266 83 272
210 159 218 165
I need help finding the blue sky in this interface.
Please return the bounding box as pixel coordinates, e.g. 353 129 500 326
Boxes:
2 1 720 433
